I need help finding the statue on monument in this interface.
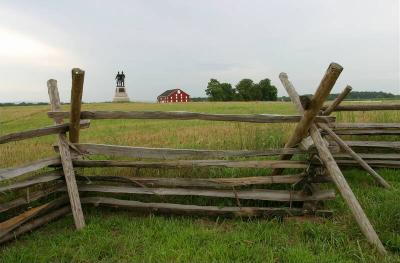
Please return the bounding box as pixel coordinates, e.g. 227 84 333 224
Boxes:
115 71 126 87
113 70 130 102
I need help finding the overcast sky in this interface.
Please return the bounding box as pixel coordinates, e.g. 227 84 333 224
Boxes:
0 0 398 102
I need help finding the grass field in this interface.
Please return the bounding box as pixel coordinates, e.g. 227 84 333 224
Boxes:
0 101 399 262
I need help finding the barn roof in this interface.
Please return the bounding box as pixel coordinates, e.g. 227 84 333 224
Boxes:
158 89 183 97
158 89 176 97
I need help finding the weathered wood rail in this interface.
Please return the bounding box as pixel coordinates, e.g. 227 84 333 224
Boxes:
60 184 336 202
1 62 396 255
0 120 90 144
47 110 335 124
69 159 309 169
67 143 322 159
321 103 400 112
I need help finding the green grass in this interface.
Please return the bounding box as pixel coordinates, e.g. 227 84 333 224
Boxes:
0 101 399 262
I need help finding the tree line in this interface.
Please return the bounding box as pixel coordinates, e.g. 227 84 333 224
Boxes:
205 78 278 101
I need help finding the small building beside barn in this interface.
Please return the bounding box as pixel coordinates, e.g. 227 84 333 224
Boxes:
157 89 190 103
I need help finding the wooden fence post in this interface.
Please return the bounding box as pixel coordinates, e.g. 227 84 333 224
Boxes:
278 73 387 255
319 123 390 189
316 85 389 188
272 63 343 175
47 79 86 230
322 85 352 116
69 68 85 143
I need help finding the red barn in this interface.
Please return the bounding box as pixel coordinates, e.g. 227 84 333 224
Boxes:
157 89 190 103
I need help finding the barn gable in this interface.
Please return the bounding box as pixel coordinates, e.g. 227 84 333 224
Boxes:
157 89 190 103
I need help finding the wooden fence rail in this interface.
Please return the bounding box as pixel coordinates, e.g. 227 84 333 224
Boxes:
337 159 400 168
0 157 61 181
0 196 68 238
0 206 70 244
68 143 326 159
333 123 400 129
47 111 335 124
332 129 400 135
61 184 336 202
0 120 90 144
344 141 400 151
0 183 64 213
321 104 400 112
70 159 309 169
0 170 63 192
333 153 400 160
80 196 334 218
74 174 331 188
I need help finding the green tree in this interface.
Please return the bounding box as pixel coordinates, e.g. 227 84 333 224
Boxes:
205 79 235 101
205 77 278 101
258 78 278 101
219 83 235 101
205 79 222 101
235 79 254 101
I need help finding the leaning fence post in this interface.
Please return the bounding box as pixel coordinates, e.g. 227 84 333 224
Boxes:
47 79 86 230
271 63 343 175
69 68 85 143
278 72 387 255
322 85 352 116
319 123 391 189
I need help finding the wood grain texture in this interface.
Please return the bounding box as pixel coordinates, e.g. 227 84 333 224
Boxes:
48 79 86 230
0 120 90 144
333 153 400 160
284 63 343 148
0 183 64 213
272 63 342 175
332 129 400 135
47 111 335 124
322 85 352 115
0 157 61 181
0 170 63 192
321 104 400 112
71 159 309 169
334 123 400 129
278 71 387 255
344 141 400 151
73 143 314 159
81 196 333 218
0 196 68 238
69 68 85 143
337 159 400 168
68 184 336 202
0 206 70 244
319 123 390 188
75 173 331 188
310 124 386 254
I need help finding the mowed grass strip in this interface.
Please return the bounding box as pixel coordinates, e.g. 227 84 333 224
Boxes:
0 101 399 262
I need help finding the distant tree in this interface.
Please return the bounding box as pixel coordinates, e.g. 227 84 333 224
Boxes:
219 83 235 101
205 79 222 101
205 77 280 101
205 79 235 101
258 78 278 101
235 79 254 101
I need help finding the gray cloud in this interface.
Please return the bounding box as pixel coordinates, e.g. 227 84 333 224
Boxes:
0 0 398 102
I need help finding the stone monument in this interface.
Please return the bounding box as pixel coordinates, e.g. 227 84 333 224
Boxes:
113 71 130 102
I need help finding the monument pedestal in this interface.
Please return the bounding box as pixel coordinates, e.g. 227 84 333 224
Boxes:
113 87 130 102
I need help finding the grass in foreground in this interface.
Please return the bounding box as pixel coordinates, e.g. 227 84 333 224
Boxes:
0 101 399 262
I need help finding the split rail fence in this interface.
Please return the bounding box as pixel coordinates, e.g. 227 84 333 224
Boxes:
1 64 399 255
